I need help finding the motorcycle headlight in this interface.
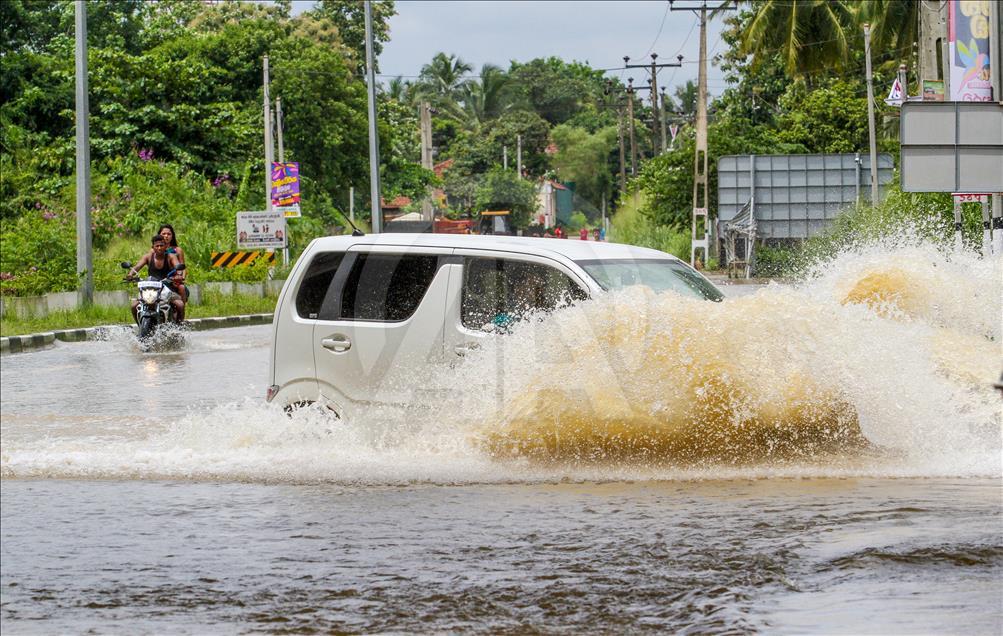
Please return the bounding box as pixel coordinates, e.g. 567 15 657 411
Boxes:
141 288 160 304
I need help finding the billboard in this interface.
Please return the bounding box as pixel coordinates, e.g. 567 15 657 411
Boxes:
270 161 300 211
237 210 286 249
717 153 894 240
900 101 1003 192
948 0 994 101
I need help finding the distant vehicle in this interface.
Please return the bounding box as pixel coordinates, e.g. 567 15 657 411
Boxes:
477 210 513 235
266 234 723 416
433 218 474 234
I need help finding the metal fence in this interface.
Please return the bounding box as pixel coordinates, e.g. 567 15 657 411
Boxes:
718 153 895 239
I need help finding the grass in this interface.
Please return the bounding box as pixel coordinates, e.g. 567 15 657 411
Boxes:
609 193 692 260
0 292 277 337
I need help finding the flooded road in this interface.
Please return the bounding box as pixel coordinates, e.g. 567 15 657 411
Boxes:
2 244 1002 633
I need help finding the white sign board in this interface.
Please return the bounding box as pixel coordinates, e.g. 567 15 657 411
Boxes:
237 210 286 249
277 203 301 218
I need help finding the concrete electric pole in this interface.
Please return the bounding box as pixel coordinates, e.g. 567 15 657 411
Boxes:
516 134 522 178
263 55 273 214
626 77 638 175
419 101 433 222
74 0 92 304
863 23 879 205
990 0 1002 253
670 1 734 267
364 0 382 232
624 53 682 154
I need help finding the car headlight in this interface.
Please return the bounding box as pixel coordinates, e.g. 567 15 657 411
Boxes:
141 289 159 304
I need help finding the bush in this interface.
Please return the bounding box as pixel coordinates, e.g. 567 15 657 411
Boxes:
609 194 690 259
0 208 77 296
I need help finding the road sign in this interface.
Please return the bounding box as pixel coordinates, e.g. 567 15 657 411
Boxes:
210 251 277 268
237 210 286 249
952 192 990 202
900 102 1003 192
277 203 301 218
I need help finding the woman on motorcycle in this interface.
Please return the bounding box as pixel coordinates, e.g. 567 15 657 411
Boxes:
128 234 185 323
158 223 188 302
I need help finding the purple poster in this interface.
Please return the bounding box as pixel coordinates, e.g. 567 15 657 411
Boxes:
270 162 300 207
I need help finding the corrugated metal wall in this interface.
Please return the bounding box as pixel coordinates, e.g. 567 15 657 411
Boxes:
717 153 895 239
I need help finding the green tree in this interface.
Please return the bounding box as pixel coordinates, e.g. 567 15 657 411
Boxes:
313 0 395 70
474 166 537 228
550 124 617 206
770 79 872 153
458 64 515 130
507 57 606 125
737 0 857 78
416 52 473 109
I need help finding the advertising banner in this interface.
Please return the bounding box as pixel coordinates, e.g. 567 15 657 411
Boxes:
237 210 286 249
270 162 300 207
948 0 994 101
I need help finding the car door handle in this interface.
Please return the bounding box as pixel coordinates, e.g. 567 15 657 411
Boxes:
321 335 351 353
454 342 480 356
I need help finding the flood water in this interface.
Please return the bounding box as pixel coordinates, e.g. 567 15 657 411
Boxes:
2 242 1001 634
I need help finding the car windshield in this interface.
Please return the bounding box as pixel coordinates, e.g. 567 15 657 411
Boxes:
576 258 724 301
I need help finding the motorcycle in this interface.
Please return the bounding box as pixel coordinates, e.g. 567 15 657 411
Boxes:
121 261 186 343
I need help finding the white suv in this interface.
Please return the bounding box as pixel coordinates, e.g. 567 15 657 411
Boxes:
266 233 723 415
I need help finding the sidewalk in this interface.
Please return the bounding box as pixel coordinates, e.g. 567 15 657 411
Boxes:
0 313 273 355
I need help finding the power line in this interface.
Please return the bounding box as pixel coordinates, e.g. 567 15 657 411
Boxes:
635 1 672 59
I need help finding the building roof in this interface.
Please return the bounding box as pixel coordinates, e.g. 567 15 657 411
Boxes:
433 159 454 178
380 195 412 209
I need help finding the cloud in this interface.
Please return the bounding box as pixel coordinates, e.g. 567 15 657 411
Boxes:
376 1 727 94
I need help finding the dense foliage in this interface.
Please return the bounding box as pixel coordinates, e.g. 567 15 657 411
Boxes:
0 0 966 296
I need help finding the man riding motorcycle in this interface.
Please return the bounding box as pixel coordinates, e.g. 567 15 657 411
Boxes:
127 234 186 323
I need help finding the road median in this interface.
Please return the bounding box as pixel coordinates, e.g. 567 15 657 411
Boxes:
1 313 273 355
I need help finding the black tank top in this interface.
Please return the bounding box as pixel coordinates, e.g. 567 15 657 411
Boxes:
148 253 172 279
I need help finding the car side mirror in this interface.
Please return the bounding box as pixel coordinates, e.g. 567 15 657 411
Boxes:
176 263 186 271
121 262 132 269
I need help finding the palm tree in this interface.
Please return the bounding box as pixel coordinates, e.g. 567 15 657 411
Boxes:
383 75 413 103
458 64 514 130
738 0 857 78
415 52 473 107
857 0 918 67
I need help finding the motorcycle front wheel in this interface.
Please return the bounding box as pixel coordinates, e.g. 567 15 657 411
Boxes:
139 315 157 340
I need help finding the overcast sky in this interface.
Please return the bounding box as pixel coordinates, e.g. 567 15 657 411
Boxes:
295 1 729 98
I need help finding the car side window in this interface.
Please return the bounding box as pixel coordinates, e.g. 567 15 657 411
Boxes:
461 257 587 331
295 251 345 319
339 253 440 322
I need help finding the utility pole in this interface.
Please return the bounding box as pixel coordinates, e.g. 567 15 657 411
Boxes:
275 97 284 163
503 146 508 170
275 96 290 266
991 0 1003 254
364 0 382 232
516 135 522 178
349 186 355 223
918 0 947 87
263 55 273 215
74 0 92 304
659 89 669 150
624 53 681 154
625 76 638 174
670 1 733 267
419 100 433 222
617 99 627 193
863 23 879 205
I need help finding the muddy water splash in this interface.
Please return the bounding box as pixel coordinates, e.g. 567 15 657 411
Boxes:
448 241 1001 472
1 242 999 483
